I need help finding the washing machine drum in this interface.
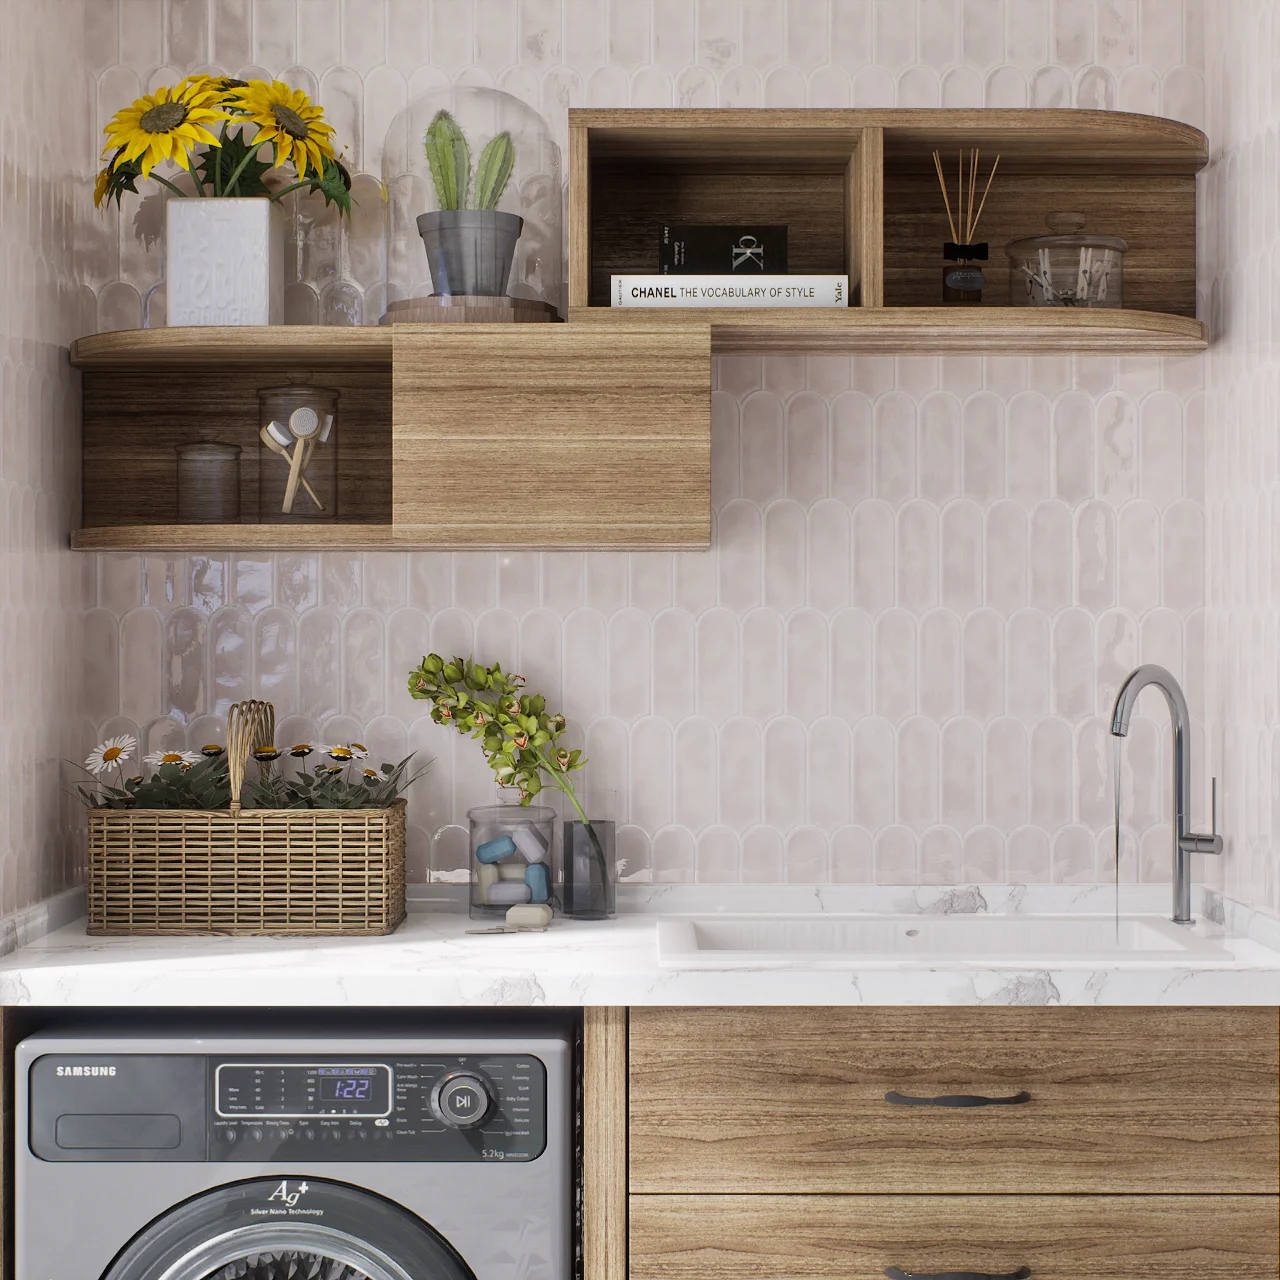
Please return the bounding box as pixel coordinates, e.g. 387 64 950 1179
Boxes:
101 1178 478 1280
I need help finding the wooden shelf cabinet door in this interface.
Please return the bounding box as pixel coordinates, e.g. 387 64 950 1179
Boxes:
392 324 711 549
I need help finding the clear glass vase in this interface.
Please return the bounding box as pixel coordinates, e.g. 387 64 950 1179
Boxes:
467 804 555 920
562 820 616 920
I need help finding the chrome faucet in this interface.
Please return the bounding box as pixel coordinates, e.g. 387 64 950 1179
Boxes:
1110 664 1221 925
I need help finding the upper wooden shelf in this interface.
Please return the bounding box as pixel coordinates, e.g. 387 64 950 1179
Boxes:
573 108 1208 173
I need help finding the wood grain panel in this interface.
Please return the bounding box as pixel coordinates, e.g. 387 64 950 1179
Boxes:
629 1007 1279 1195
71 325 391 369
630 1195 1279 1280
571 108 1208 173
569 124 592 310
584 1009 628 1280
883 171 1196 315
392 324 710 548
81 367 392 527
565 306 1207 354
852 127 884 307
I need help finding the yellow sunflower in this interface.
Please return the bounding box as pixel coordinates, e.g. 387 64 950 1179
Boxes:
101 75 228 178
229 79 335 178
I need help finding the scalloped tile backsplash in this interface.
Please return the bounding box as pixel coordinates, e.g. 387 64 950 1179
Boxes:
29 0 1271 902
81 0 1216 888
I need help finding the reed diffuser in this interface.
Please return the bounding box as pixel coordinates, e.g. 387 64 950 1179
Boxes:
933 147 1000 305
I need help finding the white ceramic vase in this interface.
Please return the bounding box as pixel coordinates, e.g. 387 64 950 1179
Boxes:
165 197 284 326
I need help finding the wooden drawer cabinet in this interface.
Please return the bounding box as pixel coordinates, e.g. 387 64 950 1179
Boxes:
629 1194 1279 1280
629 1007 1279 1194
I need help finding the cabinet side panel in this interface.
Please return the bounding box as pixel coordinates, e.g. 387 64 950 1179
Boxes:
584 1008 628 1280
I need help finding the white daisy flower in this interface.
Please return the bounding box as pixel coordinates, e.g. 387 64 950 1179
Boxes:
348 742 370 760
85 735 138 775
143 749 202 769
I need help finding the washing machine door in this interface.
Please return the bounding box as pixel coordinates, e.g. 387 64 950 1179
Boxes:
100 1177 479 1280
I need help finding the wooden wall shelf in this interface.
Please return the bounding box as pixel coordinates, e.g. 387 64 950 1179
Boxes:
566 306 1207 355
71 108 1208 552
569 107 1207 352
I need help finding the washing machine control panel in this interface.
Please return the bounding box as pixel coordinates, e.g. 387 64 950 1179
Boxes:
27 1052 547 1163
207 1055 546 1162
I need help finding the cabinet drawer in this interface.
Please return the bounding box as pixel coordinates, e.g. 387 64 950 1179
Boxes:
629 1007 1278 1194
629 1194 1279 1280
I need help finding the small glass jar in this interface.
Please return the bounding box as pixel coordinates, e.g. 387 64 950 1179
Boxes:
176 431 241 523
467 804 555 920
258 385 339 522
1006 213 1127 308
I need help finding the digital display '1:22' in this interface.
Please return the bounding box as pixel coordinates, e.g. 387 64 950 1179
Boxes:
321 1077 372 1101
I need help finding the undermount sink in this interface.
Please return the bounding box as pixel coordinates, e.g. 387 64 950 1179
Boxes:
656 913 1235 969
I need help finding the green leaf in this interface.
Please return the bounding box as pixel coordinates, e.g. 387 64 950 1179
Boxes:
198 126 272 198
305 155 353 216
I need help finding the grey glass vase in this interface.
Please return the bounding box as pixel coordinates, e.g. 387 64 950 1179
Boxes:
561 820 616 920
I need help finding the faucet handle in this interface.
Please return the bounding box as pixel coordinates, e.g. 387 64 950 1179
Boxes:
1179 777 1223 856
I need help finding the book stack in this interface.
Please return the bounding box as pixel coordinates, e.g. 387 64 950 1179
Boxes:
611 223 849 309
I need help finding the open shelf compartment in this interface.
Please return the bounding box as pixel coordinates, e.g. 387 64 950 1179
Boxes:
569 108 1207 352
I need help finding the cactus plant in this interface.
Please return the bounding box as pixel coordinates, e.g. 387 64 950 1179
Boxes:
423 111 515 212
423 109 470 210
474 132 515 210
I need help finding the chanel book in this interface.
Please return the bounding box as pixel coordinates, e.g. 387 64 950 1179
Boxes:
658 224 788 274
612 274 848 308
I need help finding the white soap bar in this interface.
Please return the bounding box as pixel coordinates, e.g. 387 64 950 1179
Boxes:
512 821 548 863
488 881 532 905
476 863 499 901
506 903 553 928
498 862 527 881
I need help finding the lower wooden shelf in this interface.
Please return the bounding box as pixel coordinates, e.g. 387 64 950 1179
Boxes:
568 305 1207 354
69 523 709 552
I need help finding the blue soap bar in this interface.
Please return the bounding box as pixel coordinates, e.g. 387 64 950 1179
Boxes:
525 862 551 904
476 835 516 864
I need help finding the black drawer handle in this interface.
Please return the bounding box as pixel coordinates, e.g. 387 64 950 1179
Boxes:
885 1268 1030 1280
884 1090 1032 1108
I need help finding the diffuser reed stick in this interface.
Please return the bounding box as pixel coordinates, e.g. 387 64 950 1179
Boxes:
932 147 1001 243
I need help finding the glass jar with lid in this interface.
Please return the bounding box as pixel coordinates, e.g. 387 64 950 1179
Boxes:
1006 213 1127 308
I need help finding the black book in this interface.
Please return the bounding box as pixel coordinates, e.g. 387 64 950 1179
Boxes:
658 224 788 274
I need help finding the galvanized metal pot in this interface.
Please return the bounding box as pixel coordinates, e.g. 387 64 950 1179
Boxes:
416 209 524 296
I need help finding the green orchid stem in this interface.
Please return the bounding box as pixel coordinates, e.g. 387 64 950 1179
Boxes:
533 747 609 903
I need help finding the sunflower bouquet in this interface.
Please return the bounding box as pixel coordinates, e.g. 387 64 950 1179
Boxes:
94 74 351 213
77 734 422 810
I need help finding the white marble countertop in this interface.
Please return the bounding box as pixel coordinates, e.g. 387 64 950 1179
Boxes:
2 884 1280 1006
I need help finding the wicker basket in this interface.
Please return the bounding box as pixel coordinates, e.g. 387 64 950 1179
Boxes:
86 701 408 937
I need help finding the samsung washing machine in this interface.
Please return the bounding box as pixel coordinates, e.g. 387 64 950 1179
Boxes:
17 1023 572 1280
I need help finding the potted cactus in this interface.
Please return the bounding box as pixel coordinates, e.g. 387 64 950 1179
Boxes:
417 110 521 297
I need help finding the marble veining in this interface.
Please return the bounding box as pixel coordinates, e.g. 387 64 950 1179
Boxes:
2 885 1279 1007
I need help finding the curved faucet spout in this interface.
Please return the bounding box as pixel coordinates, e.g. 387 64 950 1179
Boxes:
1108 664 1219 925
1110 663 1190 739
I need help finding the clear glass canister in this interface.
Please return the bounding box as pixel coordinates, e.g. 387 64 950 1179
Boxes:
176 430 241 523
258 385 339 522
1006 213 1127 308
467 804 555 920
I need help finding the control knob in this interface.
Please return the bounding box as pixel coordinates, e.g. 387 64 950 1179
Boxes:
430 1072 494 1129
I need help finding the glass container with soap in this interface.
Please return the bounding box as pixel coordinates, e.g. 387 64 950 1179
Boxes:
467 803 555 919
